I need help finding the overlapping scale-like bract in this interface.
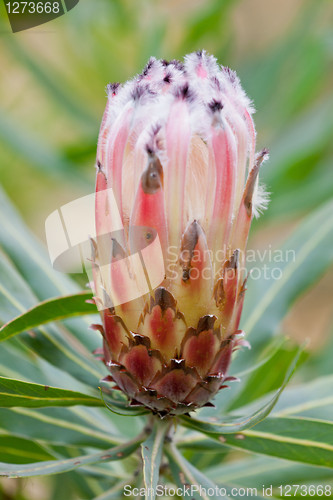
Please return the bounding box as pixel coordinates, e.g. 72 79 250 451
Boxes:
93 51 268 416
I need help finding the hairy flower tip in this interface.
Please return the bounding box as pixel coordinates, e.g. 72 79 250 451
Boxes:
251 149 270 218
208 98 224 113
252 183 270 218
93 51 269 416
106 82 121 96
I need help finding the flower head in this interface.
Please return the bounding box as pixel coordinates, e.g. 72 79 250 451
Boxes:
92 51 268 416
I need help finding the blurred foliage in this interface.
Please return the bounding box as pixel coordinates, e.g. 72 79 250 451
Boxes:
0 0 333 498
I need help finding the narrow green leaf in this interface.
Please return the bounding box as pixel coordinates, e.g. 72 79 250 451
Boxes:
227 343 307 411
0 341 47 384
0 435 55 464
0 407 121 449
0 249 104 387
206 455 333 488
0 432 145 478
243 200 333 344
62 471 106 500
0 189 104 387
233 336 287 379
273 374 333 421
141 420 170 500
0 377 103 408
177 435 229 453
230 199 333 376
223 416 333 468
0 187 79 300
0 292 96 342
76 463 128 480
0 249 37 321
93 480 130 500
43 443 128 490
178 417 333 469
100 386 149 417
180 345 302 434
19 322 104 388
165 443 228 500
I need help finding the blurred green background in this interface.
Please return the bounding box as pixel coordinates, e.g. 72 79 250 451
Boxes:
0 0 332 498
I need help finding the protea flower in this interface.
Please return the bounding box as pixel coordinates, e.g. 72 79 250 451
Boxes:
91 51 268 417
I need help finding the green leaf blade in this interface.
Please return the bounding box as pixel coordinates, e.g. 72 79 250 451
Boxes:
0 291 96 342
165 443 228 500
0 377 103 408
0 435 55 464
141 420 170 500
243 200 333 345
0 433 144 478
0 407 121 449
226 416 333 468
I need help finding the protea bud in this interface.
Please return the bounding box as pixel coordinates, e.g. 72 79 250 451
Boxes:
92 51 268 416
